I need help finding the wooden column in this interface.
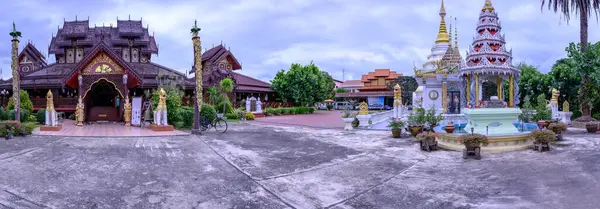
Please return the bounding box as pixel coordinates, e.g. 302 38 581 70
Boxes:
10 24 21 120
465 75 470 107
442 80 447 113
497 75 502 100
474 74 479 107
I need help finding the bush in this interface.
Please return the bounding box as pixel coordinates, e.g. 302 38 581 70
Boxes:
179 106 194 128
0 107 8 121
28 114 37 122
416 132 437 142
548 122 567 133
7 90 34 114
264 108 275 116
36 109 46 124
174 121 185 129
19 109 30 122
531 129 556 143
225 113 240 120
0 121 20 137
326 104 333 110
21 122 37 135
200 104 217 124
245 112 255 120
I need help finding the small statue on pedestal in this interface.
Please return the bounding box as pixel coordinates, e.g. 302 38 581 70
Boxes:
45 90 57 126
124 96 132 127
75 96 85 126
154 88 168 126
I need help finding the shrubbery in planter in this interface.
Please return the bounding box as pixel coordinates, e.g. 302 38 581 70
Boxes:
585 122 598 133
407 107 426 137
416 132 438 151
531 129 555 152
458 133 488 159
548 122 567 134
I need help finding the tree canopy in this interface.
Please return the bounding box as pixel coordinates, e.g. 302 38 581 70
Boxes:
271 62 336 106
387 76 418 105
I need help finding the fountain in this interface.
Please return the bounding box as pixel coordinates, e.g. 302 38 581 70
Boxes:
434 0 535 153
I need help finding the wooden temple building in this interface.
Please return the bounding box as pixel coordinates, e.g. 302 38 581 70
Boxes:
0 18 273 121
335 69 401 108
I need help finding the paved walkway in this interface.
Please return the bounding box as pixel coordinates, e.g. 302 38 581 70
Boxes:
254 110 344 129
33 120 189 137
2 123 600 208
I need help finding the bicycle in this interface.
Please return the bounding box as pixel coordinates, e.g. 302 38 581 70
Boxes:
200 115 228 133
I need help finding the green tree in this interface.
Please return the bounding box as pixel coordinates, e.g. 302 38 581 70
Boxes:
517 63 551 107
566 42 600 119
548 58 581 116
387 76 418 105
271 62 335 106
7 90 34 114
218 78 234 114
541 0 600 121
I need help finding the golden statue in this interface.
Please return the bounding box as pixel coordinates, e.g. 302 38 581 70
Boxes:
157 88 167 111
45 90 57 126
124 96 132 127
75 96 85 126
563 100 570 112
358 102 369 115
551 88 559 102
393 84 402 107
46 90 54 112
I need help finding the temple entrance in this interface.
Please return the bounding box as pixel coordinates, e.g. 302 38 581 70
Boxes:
447 91 461 114
85 80 121 121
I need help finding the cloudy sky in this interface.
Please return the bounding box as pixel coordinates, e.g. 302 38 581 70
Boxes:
0 0 599 83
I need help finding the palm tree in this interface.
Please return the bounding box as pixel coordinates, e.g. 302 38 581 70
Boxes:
219 78 234 115
541 0 600 121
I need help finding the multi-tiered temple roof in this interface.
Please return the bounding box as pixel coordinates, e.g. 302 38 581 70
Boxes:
460 0 519 76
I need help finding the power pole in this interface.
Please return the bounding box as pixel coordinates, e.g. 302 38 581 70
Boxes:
342 69 345 81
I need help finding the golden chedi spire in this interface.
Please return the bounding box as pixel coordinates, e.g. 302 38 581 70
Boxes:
482 0 494 11
454 17 459 50
435 0 450 43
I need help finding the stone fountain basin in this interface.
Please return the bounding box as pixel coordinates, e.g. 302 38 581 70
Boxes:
463 108 522 135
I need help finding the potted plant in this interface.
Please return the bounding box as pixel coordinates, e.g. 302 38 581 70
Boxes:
387 118 405 138
458 133 488 160
548 122 567 140
531 129 555 152
585 122 598 133
416 132 438 151
424 106 443 132
445 122 455 133
407 107 426 137
5 124 14 140
341 109 356 130
351 117 359 128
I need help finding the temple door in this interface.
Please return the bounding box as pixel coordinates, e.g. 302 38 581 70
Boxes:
250 100 257 112
448 91 460 114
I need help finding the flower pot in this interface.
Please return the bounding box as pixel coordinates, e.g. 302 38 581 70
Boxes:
419 140 438 152
543 120 551 128
537 120 545 129
391 129 402 138
408 125 424 137
342 118 354 130
586 124 598 133
463 145 481 160
445 123 455 134
533 141 550 152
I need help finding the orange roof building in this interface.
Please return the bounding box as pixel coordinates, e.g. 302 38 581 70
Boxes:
335 69 402 108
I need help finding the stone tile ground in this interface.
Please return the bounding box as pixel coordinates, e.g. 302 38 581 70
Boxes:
1 123 600 208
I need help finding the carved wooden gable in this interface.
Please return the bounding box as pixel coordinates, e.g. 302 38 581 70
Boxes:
81 53 124 75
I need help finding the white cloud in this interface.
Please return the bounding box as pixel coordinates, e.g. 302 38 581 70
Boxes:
263 43 389 66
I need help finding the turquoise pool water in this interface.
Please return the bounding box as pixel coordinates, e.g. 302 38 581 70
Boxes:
433 122 538 136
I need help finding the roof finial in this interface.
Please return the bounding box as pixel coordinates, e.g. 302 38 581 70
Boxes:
448 17 453 48
454 17 459 49
9 22 22 39
435 0 449 43
220 40 223 45
483 0 494 11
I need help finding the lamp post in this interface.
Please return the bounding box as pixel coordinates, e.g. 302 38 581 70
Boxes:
0 89 8 107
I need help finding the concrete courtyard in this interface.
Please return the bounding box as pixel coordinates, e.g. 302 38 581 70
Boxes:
1 123 599 208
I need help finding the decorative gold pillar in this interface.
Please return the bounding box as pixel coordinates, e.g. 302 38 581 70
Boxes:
497 75 502 99
509 74 514 107
191 20 203 133
474 74 479 106
442 81 447 113
465 75 470 105
10 23 21 120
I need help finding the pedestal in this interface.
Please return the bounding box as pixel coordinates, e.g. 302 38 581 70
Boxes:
150 124 174 132
558 111 573 125
463 108 522 135
342 118 354 130
356 115 371 129
40 124 62 131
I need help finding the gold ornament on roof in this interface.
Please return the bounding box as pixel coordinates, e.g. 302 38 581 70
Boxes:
563 100 570 112
358 102 368 115
435 0 449 43
482 0 494 11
